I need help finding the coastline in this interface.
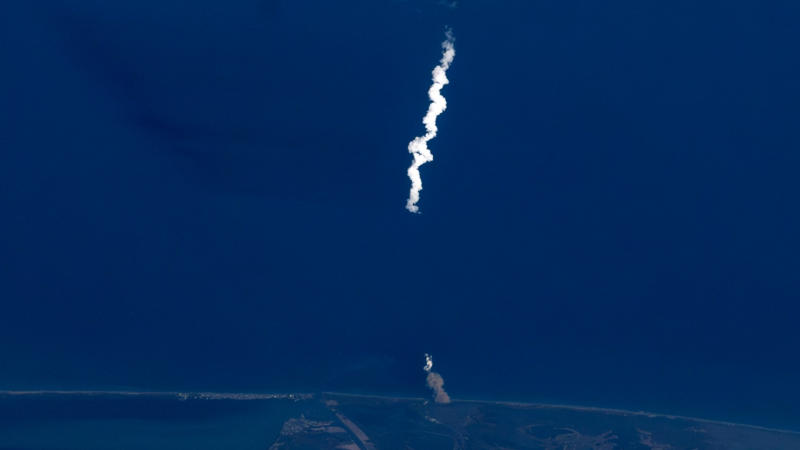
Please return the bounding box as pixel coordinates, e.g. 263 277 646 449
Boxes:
1 389 796 436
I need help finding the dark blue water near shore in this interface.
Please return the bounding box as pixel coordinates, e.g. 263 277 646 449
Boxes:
2 0 800 431
0 395 298 449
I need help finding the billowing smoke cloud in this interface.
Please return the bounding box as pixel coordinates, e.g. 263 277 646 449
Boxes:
406 29 456 213
423 353 451 404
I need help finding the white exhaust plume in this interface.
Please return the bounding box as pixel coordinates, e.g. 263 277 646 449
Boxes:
405 29 456 213
423 353 451 404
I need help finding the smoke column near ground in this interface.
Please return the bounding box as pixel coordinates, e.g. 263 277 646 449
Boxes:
405 29 456 213
423 353 451 404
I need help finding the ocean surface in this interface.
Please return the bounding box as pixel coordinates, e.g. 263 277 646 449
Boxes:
2 0 799 432
0 393 299 450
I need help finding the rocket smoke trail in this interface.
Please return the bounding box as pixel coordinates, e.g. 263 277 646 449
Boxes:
406 29 456 213
423 353 451 404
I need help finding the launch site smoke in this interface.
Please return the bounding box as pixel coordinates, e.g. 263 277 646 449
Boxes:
406 29 456 213
423 353 451 404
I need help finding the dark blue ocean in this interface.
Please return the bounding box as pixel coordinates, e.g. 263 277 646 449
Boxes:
0 394 297 449
2 0 800 431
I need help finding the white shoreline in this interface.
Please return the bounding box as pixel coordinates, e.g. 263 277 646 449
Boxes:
0 389 796 436
322 391 800 436
0 390 312 400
